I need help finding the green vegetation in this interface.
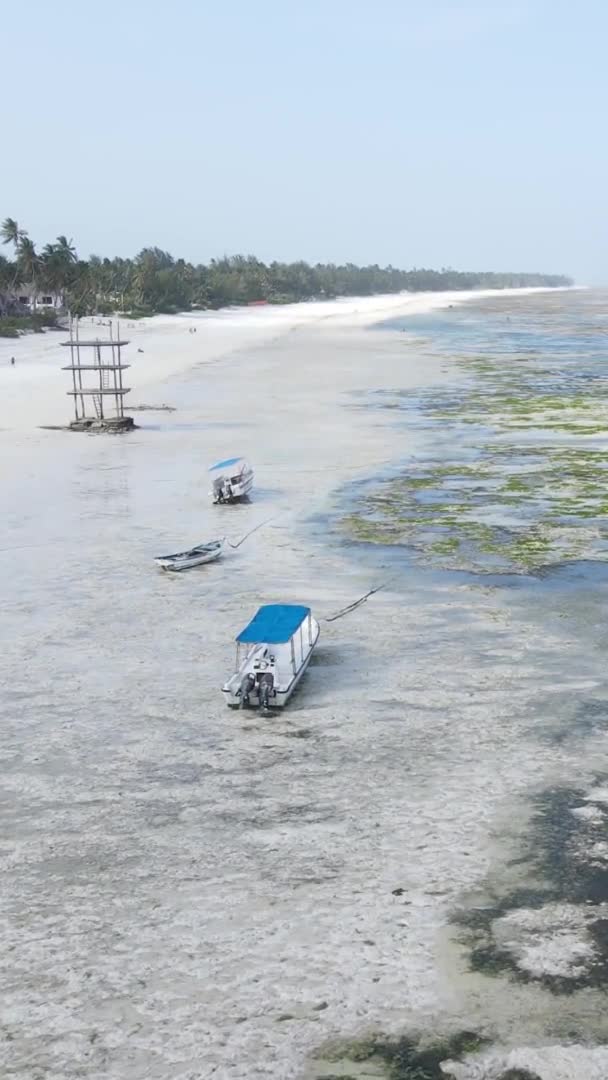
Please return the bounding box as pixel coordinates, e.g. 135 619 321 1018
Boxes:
499 1072 542 1080
456 784 608 998
430 537 461 554
0 310 59 337
0 215 572 320
339 341 608 573
312 1030 486 1079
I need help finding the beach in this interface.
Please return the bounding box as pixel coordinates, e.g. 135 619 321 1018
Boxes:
0 289 552 432
2 286 605 1080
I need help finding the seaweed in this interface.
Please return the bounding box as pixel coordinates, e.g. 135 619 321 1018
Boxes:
312 1030 486 1080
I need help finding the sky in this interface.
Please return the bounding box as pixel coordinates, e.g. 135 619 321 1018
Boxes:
2 0 608 282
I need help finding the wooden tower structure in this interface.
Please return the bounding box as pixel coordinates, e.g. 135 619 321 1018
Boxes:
61 319 134 430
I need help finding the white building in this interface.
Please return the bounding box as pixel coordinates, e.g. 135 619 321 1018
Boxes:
16 284 62 310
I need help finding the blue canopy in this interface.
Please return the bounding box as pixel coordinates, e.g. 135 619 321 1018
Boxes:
209 457 243 472
236 604 310 644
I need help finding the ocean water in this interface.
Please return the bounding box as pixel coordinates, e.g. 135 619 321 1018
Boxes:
381 287 608 356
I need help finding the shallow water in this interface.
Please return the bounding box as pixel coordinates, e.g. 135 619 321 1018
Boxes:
4 295 608 1080
314 290 608 1078
339 290 608 576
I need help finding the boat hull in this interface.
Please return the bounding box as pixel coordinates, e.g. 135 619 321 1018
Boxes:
222 619 319 710
155 540 224 571
212 472 254 504
211 463 254 504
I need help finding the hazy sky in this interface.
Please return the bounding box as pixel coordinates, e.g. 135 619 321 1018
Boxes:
3 0 607 281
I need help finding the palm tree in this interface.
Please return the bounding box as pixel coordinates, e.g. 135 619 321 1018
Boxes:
55 235 77 263
0 254 13 288
0 254 24 315
17 237 41 311
86 254 106 312
41 246 65 307
1 217 27 251
105 257 133 311
0 255 17 306
41 237 78 308
1 218 28 295
62 260 95 317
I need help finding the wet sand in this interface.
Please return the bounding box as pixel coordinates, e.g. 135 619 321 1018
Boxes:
2 288 605 1080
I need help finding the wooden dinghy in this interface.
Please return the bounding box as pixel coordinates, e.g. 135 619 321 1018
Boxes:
154 539 225 571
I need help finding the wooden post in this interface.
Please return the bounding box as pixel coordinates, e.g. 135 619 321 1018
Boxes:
116 319 124 418
68 316 78 421
109 320 119 418
96 343 104 419
75 317 85 419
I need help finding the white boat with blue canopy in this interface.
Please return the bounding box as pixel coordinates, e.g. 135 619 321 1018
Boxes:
222 604 320 711
209 457 254 503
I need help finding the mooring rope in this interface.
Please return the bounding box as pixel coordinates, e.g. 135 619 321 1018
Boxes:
324 582 389 622
228 517 275 549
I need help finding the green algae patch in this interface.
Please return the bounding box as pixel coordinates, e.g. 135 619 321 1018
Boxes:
506 532 552 567
430 537 461 555
310 1030 486 1080
499 1071 542 1080
503 476 530 493
454 784 608 996
339 342 608 573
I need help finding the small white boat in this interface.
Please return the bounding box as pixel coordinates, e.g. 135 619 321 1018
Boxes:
222 604 320 711
154 539 224 572
209 457 254 503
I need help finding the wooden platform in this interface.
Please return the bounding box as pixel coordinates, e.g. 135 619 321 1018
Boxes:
61 319 132 426
60 339 130 348
62 364 131 371
66 388 131 396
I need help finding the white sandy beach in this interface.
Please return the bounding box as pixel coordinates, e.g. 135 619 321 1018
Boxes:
2 286 604 1080
0 288 553 432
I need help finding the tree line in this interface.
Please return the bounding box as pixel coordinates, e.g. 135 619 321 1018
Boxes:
0 216 572 320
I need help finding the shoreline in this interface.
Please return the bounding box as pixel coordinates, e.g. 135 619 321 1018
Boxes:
0 286 572 433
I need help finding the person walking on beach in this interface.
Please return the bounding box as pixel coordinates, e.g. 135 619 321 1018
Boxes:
10 356 15 366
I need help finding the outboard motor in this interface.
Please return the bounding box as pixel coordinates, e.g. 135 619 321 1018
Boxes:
239 672 255 708
258 671 274 713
